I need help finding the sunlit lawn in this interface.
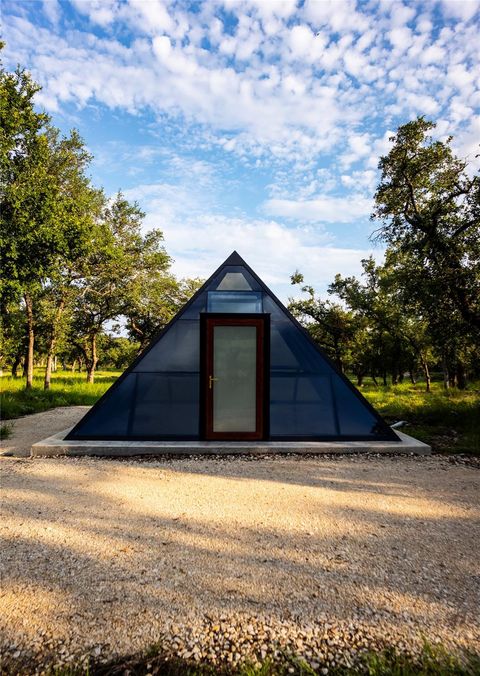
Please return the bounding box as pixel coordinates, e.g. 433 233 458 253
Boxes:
361 379 480 455
1 370 479 454
1 369 120 420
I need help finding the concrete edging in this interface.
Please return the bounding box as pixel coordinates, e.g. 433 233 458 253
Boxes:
31 429 431 457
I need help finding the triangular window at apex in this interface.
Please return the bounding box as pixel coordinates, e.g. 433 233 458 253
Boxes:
67 251 399 442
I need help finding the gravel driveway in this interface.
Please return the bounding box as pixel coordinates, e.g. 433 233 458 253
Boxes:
0 406 91 458
1 444 479 673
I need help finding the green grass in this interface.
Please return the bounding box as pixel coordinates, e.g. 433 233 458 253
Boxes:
39 643 480 676
0 369 120 420
1 370 479 455
0 421 14 439
360 380 480 455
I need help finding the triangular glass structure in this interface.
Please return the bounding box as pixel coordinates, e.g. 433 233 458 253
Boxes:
68 252 398 442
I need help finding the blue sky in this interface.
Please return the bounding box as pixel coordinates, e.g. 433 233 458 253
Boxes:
3 0 480 301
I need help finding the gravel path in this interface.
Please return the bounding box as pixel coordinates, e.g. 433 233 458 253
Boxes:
1 450 479 673
0 406 90 458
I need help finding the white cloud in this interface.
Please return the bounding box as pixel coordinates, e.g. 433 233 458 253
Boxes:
263 195 372 223
153 212 377 300
2 0 478 288
122 176 378 299
454 115 480 170
388 26 413 52
42 0 61 25
3 0 478 171
69 0 120 26
127 0 174 33
440 0 480 22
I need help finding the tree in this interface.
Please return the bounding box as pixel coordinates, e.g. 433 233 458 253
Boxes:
330 258 430 390
289 272 356 373
371 117 480 333
0 61 50 387
1 54 102 388
125 275 204 351
72 193 170 383
383 247 477 389
37 128 105 389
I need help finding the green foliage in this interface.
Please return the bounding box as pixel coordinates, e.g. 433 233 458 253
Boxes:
69 191 172 381
97 336 140 370
372 116 480 334
1 54 199 387
330 257 433 389
125 275 204 350
289 280 358 373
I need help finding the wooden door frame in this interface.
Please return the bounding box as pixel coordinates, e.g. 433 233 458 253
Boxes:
200 313 270 440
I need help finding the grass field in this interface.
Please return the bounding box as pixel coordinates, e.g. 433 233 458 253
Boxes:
0 370 120 420
1 370 479 454
361 379 480 455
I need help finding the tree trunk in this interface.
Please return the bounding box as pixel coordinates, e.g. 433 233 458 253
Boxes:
371 372 378 386
44 354 53 390
456 360 467 390
11 352 22 378
71 359 77 372
419 353 431 393
382 370 387 387
409 368 416 385
357 373 364 387
333 338 343 373
44 298 65 390
23 292 35 389
86 333 98 383
442 355 450 390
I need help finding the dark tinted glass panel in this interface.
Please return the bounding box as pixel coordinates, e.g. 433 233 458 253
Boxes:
270 375 337 436
70 374 136 437
134 320 199 373
333 378 384 436
178 291 208 319
270 320 330 374
263 295 287 319
207 291 263 313
130 373 199 437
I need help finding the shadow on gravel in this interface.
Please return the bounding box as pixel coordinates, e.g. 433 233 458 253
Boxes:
1 457 479 672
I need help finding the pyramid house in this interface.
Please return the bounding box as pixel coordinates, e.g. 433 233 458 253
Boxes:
67 252 400 444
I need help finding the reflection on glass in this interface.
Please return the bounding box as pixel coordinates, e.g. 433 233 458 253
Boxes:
213 326 257 432
216 272 252 290
207 291 262 313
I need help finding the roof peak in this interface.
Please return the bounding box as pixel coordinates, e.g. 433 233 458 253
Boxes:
222 250 246 266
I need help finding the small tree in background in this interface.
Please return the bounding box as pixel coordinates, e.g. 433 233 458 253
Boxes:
289 272 357 374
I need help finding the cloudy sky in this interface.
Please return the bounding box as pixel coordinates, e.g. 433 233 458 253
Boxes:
3 0 480 300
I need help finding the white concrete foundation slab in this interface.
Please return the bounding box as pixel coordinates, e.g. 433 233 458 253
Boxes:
31 429 431 457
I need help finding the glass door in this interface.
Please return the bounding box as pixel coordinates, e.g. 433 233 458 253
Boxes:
203 316 266 440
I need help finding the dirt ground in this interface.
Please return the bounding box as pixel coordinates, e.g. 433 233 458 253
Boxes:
0 406 90 458
0 408 479 672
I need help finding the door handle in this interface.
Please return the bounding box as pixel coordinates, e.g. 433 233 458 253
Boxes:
209 375 219 389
